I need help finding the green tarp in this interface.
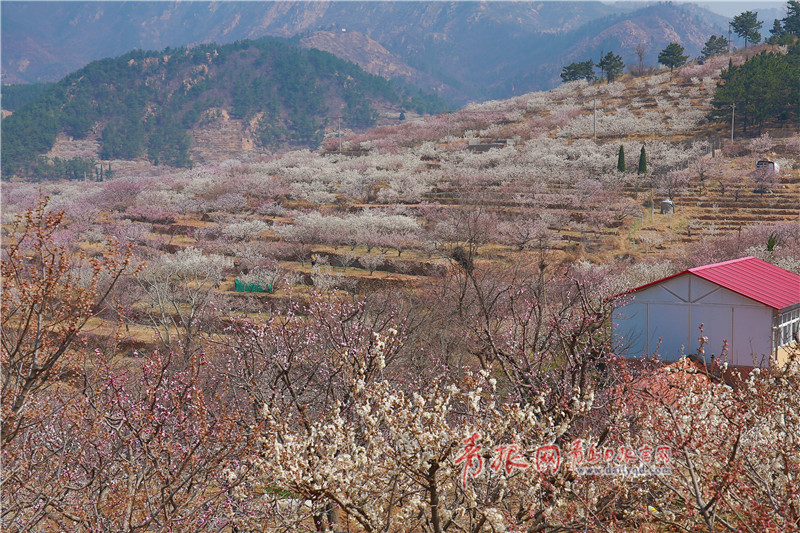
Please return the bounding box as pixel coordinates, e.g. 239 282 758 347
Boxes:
234 279 273 293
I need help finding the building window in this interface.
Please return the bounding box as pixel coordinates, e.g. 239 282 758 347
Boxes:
776 309 800 348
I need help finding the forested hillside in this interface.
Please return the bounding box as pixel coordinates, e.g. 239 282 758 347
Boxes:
2 21 800 532
710 46 800 133
0 82 52 111
1 37 448 177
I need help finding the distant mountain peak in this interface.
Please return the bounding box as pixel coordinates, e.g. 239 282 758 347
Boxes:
3 1 729 99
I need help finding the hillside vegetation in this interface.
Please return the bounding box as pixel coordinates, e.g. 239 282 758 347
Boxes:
2 34 800 533
1 37 448 177
0 81 52 111
4 42 798 277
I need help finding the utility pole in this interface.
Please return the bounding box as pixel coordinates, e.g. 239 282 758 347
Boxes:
338 116 342 152
731 103 735 142
593 50 602 139
598 49 604 83
728 22 732 54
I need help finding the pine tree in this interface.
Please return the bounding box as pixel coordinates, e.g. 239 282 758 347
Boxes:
560 59 596 82
710 50 799 134
638 146 647 175
617 145 626 172
702 35 730 58
767 19 786 44
732 11 763 48
783 0 800 36
597 52 624 83
658 42 689 79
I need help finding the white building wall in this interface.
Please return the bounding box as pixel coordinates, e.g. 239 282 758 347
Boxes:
613 273 773 366
732 306 773 366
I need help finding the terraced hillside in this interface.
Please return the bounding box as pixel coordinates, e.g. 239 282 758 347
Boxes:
3 36 800 533
3 44 799 307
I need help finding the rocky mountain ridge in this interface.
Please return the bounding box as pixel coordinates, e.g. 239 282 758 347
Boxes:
3 1 730 100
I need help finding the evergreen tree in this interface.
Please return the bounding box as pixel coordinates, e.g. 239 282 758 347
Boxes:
658 42 689 79
597 52 624 83
0 82 53 111
732 11 763 47
617 145 626 173
767 19 785 44
638 146 647 175
701 35 729 58
710 49 800 134
783 0 800 36
560 59 596 83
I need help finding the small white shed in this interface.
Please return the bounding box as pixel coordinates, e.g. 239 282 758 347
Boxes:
756 159 780 175
613 257 800 368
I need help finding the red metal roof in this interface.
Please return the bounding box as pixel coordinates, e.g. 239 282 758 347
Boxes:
620 257 800 310
687 256 800 310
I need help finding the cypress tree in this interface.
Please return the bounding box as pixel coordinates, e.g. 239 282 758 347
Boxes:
617 145 626 172
638 146 647 175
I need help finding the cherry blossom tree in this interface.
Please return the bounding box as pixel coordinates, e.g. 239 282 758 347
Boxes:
360 254 385 275
135 247 232 357
220 219 270 242
1 198 137 445
616 343 800 531
688 155 721 196
273 221 316 265
497 210 559 252
432 196 499 273
2 202 242 530
250 367 595 532
654 169 690 202
786 134 800 155
338 250 359 271
124 204 178 224
750 132 776 155
2 345 244 531
752 164 781 195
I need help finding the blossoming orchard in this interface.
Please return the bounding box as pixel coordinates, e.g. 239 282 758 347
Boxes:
3 30 800 532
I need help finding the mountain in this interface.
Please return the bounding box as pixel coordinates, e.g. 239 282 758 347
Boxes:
513 3 731 92
565 3 727 59
0 37 448 177
2 1 730 100
0 2 619 83
696 1 785 19
298 30 465 102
